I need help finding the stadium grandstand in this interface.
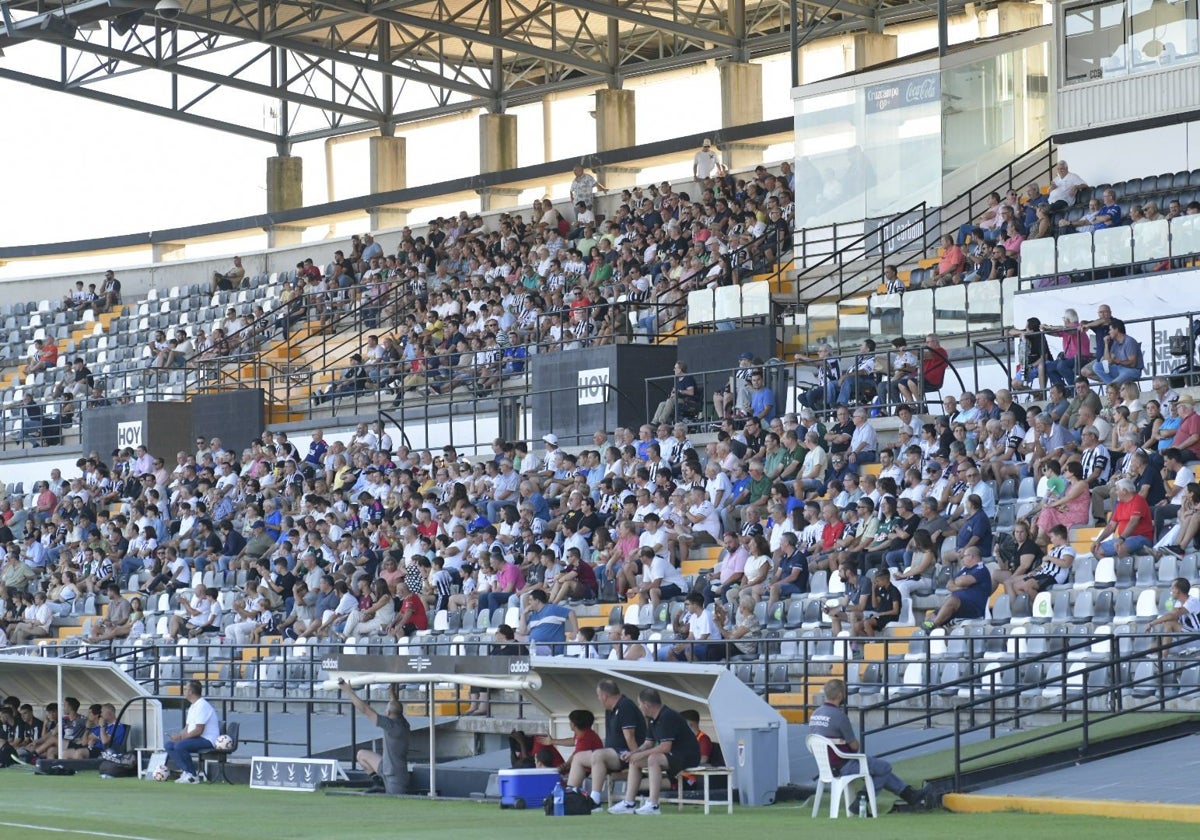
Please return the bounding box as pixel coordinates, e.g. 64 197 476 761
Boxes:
2 0 1200 829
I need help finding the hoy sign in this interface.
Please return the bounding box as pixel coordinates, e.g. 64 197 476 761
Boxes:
116 420 143 448
577 367 610 406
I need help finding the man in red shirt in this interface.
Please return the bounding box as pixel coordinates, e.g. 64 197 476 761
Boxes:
1170 396 1200 462
550 709 604 778
388 579 427 638
1092 479 1154 558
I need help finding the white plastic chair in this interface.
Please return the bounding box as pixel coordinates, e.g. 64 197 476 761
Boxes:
806 734 877 818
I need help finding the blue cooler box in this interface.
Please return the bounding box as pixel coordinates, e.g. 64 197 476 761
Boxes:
498 768 561 809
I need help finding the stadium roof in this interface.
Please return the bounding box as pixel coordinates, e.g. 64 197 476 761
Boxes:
0 0 969 148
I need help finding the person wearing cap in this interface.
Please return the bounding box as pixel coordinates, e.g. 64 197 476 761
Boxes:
1169 395 1200 462
713 352 756 420
693 138 723 180
537 433 562 480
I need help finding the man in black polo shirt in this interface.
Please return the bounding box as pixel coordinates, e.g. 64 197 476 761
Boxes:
609 688 701 815
566 679 645 808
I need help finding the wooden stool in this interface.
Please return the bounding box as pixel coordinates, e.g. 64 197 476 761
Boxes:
673 766 734 814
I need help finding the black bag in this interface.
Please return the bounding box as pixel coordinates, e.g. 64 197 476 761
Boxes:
98 751 137 778
542 790 596 816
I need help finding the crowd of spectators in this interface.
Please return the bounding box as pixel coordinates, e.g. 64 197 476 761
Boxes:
1 290 1195 661
927 160 1200 290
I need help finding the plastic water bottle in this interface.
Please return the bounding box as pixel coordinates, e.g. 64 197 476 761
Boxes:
857 791 868 817
552 781 565 816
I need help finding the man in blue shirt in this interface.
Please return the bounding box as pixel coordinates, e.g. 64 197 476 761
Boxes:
922 546 992 630
519 589 577 655
1096 188 1122 229
748 371 776 422
1093 318 1142 386
1020 183 1048 230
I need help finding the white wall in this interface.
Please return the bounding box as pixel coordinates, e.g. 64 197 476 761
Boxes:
1057 121 1200 188
1012 270 1200 377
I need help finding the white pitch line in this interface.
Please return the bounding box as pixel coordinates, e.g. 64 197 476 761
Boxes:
0 822 163 840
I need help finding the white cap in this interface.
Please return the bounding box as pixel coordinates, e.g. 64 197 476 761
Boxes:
543 433 559 446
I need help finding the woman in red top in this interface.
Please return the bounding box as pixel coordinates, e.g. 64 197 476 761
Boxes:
1092 480 1154 558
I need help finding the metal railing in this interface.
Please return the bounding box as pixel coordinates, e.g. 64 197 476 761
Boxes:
37 623 1200 771
788 138 1057 308
978 307 1200 398
643 345 968 428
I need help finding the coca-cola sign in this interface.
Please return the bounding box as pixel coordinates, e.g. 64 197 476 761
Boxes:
865 72 941 114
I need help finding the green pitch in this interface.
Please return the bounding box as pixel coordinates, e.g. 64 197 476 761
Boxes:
0 770 1179 840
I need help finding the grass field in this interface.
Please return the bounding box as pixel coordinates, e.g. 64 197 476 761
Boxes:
0 770 1182 840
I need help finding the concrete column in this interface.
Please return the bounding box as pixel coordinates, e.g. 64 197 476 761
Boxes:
851 32 898 71
796 36 853 85
151 242 186 262
477 113 519 211
265 155 304 248
719 61 766 170
477 187 523 212
479 113 518 174
368 135 410 231
996 2 1045 34
594 88 638 189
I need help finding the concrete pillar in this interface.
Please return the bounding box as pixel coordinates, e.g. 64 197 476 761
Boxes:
851 32 898 71
477 113 519 211
265 155 304 248
796 36 853 85
719 61 767 169
477 187 523 212
151 242 186 262
368 135 410 231
996 2 1045 34
594 88 639 189
479 113 518 173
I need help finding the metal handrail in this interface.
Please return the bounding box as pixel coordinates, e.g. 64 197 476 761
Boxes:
789 138 1057 308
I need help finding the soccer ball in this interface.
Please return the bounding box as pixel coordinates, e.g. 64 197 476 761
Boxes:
214 734 234 752
152 764 171 782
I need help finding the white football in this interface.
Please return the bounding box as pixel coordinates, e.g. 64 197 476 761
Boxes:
214 734 234 751
152 764 171 781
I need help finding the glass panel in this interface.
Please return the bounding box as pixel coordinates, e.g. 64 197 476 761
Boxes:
1133 218 1171 261
1171 214 1200 257
1020 238 1057 278
933 284 968 336
1129 0 1200 71
1092 226 1133 267
1063 0 1200 83
687 288 714 325
740 281 771 318
794 89 865 227
869 292 903 337
942 56 1017 174
863 74 942 218
967 280 1004 326
714 285 741 321
1064 0 1131 82
1057 230 1095 271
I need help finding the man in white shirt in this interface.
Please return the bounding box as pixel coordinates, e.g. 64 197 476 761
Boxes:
8 592 53 644
664 593 723 661
693 139 723 180
1048 160 1087 208
848 408 879 465
164 680 221 783
681 486 721 545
